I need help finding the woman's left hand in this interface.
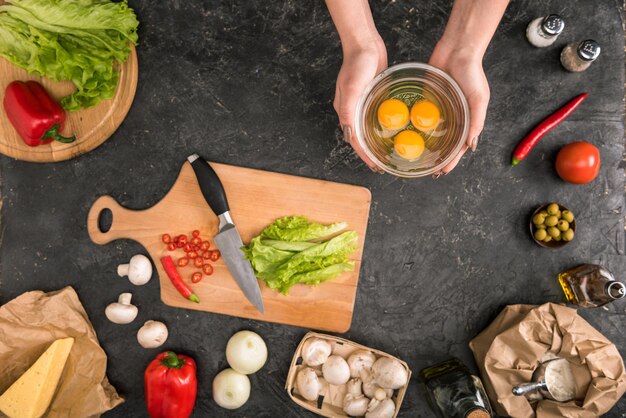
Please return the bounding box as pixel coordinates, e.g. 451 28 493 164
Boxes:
429 41 490 176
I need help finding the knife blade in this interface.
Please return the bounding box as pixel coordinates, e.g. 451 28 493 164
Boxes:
187 154 264 314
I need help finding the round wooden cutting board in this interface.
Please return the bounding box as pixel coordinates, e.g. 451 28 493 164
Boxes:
0 47 138 163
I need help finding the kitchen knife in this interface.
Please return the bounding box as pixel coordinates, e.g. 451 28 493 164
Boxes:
187 154 265 314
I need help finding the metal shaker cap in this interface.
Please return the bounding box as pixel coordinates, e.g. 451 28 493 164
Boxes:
577 40 601 61
607 282 625 299
541 14 565 36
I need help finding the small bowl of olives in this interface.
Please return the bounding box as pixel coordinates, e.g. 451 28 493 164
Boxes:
530 203 576 249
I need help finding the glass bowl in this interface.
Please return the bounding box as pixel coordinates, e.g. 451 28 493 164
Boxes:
355 63 469 178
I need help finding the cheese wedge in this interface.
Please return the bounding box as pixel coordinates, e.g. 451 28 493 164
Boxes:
0 337 74 418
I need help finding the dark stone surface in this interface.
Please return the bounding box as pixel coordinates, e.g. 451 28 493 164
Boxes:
0 0 625 416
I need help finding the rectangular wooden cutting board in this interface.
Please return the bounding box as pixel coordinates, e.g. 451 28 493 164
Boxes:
87 162 371 332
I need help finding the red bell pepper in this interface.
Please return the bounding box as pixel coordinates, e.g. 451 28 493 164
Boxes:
3 80 76 147
145 351 197 418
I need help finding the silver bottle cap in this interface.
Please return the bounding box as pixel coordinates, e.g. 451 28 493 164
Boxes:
541 14 565 36
577 40 601 61
607 282 625 299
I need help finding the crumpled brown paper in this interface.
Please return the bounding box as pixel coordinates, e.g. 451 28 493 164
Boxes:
0 287 123 417
469 303 626 418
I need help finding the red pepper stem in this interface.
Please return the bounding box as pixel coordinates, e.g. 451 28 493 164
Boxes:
161 351 185 369
43 124 76 144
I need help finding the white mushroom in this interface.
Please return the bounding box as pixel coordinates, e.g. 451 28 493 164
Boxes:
322 355 351 385
361 368 393 399
372 357 408 389
343 378 369 417
137 320 168 348
105 293 138 324
347 350 377 378
296 368 321 401
301 338 332 366
374 388 388 401
365 398 395 418
118 254 152 285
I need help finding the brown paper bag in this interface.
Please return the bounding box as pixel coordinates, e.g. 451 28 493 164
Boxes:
0 287 123 417
469 303 626 418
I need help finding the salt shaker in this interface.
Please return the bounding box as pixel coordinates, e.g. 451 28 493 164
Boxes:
560 40 601 72
526 14 565 47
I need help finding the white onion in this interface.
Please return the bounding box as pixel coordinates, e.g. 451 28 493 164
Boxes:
226 330 268 374
212 368 250 409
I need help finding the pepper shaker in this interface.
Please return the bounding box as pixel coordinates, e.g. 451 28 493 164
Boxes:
526 14 565 47
560 40 601 72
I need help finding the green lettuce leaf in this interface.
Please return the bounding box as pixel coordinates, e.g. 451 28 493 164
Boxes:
260 215 347 242
244 220 358 294
0 0 138 110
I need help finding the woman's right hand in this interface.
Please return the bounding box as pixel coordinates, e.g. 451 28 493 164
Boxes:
333 38 387 169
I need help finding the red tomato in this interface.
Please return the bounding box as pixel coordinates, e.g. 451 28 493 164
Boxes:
555 142 600 184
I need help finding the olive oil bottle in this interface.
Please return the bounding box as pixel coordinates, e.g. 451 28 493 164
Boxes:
558 264 625 308
420 358 493 418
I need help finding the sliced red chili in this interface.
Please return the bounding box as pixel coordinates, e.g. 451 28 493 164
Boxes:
167 243 176 251
177 257 189 267
187 251 198 259
192 230 200 237
209 250 220 262
200 241 210 251
202 264 214 275
191 237 201 246
191 272 203 283
162 234 172 244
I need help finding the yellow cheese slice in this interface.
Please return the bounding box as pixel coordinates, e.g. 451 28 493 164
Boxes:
0 337 74 418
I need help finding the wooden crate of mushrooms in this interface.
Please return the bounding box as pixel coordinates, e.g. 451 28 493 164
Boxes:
286 332 411 418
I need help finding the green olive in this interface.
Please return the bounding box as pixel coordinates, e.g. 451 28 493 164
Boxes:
535 223 546 229
562 210 574 223
547 203 559 216
544 235 553 243
534 229 547 241
533 213 546 225
554 234 562 242
557 220 569 231
555 210 562 219
539 210 549 218
545 216 559 227
547 227 561 238
563 229 575 241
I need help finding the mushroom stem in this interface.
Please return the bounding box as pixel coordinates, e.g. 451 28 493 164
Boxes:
118 292 132 305
117 264 130 277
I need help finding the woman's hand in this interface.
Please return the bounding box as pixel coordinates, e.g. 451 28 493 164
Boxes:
429 41 490 175
333 39 387 168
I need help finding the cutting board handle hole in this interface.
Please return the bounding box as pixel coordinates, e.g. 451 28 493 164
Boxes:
97 208 113 233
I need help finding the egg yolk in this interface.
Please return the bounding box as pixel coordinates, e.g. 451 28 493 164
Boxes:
377 99 409 130
394 130 425 160
410 100 440 131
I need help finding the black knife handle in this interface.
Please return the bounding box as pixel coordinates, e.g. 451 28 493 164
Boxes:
187 154 229 215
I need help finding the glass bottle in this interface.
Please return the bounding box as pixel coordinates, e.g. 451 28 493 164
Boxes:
420 358 493 418
558 264 626 308
526 15 565 48
560 40 601 72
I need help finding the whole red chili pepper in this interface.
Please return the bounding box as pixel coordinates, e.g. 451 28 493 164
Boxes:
511 93 588 166
3 81 76 147
145 351 197 418
160 256 200 303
